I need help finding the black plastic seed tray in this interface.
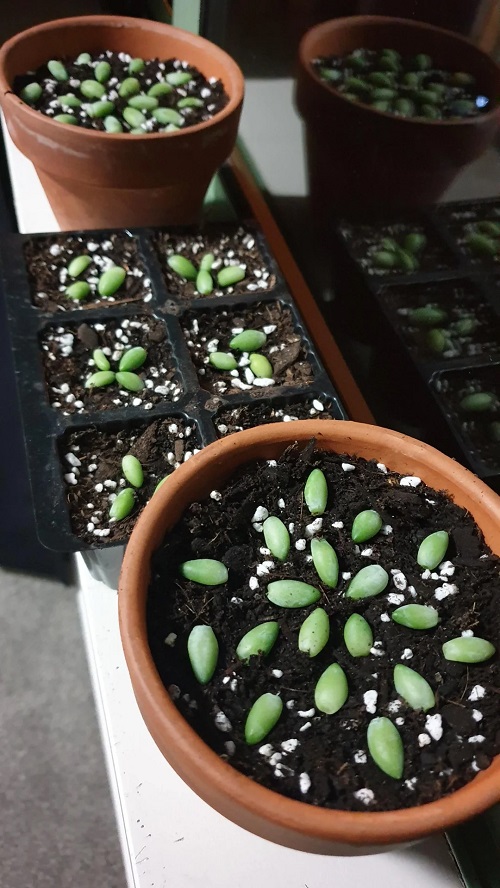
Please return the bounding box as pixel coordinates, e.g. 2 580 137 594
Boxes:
0 222 346 553
428 362 500 487
330 199 500 487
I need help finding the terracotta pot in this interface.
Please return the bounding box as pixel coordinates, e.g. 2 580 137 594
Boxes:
295 16 500 218
0 16 244 229
119 420 500 855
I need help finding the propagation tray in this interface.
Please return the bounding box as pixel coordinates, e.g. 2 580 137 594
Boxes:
332 198 500 490
0 221 346 552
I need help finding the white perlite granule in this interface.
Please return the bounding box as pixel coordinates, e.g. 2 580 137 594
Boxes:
468 685 485 702
435 582 459 601
251 505 268 523
401 648 413 660
353 788 374 805
281 739 299 753
418 733 431 747
469 735 485 744
354 750 367 764
425 714 443 741
472 710 483 722
363 690 378 714
399 476 421 487
214 711 233 732
299 773 311 794
164 632 177 647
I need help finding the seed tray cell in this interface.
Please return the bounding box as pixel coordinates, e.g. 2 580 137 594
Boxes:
335 213 457 283
431 363 500 474
181 300 319 396
39 313 183 416
436 199 500 267
23 230 154 312
58 413 203 549
210 390 345 439
151 224 282 303
378 277 500 366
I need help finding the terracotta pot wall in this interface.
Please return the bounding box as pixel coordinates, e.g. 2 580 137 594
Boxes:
0 16 244 228
295 16 500 214
119 420 500 855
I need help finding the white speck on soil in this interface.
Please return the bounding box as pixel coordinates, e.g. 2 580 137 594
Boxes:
400 476 421 487
332 521 344 529
392 571 407 591
281 739 299 753
272 669 283 678
425 714 443 741
305 518 323 537
299 773 312 794
248 576 259 590
354 750 367 764
387 592 405 605
472 710 483 722
461 629 474 637
353 788 374 806
401 648 413 660
258 744 273 757
380 612 390 622
164 633 177 647
469 685 486 702
251 505 268 523
210 490 222 501
361 548 373 557
381 524 393 535
363 690 378 714
298 708 315 718
418 733 431 747
435 583 459 601
299 721 312 732
286 700 295 710
469 735 485 743
341 463 356 472
214 711 233 732
295 539 306 551
388 700 402 713
405 778 418 790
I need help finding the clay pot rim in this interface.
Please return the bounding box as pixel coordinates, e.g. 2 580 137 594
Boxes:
299 14 500 127
0 14 244 141
119 420 500 847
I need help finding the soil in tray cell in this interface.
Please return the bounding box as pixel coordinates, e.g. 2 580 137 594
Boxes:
40 315 182 415
433 366 500 470
25 232 153 311
438 202 500 266
153 227 276 302
213 395 341 438
381 279 500 361
147 445 500 812
338 218 454 277
60 416 200 545
182 302 315 396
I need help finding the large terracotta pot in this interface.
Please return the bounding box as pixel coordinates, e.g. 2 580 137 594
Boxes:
118 420 500 855
295 16 500 218
0 16 244 229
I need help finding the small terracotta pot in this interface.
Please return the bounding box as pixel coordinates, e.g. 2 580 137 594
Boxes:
0 16 244 229
119 420 500 855
295 16 500 218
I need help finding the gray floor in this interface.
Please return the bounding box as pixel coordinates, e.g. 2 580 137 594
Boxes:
0 567 126 888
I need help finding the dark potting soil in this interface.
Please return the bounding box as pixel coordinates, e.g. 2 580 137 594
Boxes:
434 367 500 470
182 302 314 395
147 444 500 812
60 416 200 545
25 232 152 312
40 315 182 415
213 395 339 438
381 279 500 362
153 227 276 302
339 219 454 277
14 52 228 133
313 50 491 120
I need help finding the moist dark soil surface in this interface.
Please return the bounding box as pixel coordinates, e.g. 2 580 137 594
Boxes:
154 227 276 302
213 395 341 437
40 315 182 415
25 232 152 311
182 302 314 395
14 52 228 133
339 219 454 277
147 444 500 812
433 367 500 470
60 416 200 545
381 279 500 362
